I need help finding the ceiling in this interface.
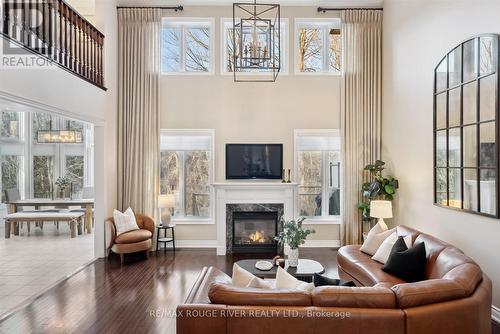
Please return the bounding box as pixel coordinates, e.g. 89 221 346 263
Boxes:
116 0 383 7
65 0 95 22
64 0 383 23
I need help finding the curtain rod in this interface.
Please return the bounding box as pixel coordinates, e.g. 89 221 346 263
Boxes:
117 6 183 11
317 7 383 13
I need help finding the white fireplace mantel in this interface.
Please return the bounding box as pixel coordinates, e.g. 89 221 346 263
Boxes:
212 182 299 255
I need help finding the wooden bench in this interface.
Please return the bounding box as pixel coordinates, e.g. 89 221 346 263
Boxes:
4 212 84 238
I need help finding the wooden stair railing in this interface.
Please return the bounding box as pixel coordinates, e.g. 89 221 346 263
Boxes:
2 0 106 90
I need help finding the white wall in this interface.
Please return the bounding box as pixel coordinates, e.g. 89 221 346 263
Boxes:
65 0 96 24
383 0 500 307
161 6 341 242
94 0 118 256
0 0 118 257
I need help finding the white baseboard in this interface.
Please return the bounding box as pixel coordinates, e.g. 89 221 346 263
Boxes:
302 240 341 248
492 305 500 323
160 239 218 249
162 240 340 249
216 247 226 256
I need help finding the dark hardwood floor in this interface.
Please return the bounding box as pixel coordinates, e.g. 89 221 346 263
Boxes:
494 321 500 334
0 248 339 334
0 248 498 334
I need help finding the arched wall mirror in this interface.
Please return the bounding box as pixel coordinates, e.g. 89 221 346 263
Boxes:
434 34 500 217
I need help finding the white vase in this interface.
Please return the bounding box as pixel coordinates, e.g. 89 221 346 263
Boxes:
288 248 299 267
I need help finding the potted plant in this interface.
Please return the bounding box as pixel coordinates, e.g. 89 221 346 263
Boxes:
357 160 399 222
275 217 315 267
55 175 71 199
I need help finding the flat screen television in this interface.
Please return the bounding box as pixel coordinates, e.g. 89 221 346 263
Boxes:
226 144 283 179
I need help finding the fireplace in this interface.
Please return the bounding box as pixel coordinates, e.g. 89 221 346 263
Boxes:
214 183 296 256
226 203 284 254
232 211 278 253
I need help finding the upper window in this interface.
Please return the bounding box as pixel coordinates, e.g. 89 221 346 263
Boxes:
1 111 21 140
161 19 214 74
1 112 93 203
434 34 499 217
160 129 214 222
222 19 288 74
295 130 341 221
295 19 341 74
32 112 52 141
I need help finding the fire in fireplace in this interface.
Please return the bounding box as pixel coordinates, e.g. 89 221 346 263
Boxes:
232 211 278 253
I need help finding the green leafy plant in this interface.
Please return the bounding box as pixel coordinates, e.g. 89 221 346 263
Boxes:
55 175 71 191
357 160 399 221
274 217 315 249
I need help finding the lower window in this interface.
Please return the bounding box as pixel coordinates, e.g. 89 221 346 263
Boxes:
295 130 341 220
160 130 214 220
32 155 54 199
1 155 23 202
65 155 84 199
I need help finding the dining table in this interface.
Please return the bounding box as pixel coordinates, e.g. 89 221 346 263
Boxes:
5 198 94 234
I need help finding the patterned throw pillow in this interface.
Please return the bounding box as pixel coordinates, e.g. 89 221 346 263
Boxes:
113 207 139 236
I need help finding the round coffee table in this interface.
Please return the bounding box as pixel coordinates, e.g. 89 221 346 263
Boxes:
235 259 324 283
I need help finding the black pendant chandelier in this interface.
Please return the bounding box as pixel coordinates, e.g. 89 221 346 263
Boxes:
232 0 280 82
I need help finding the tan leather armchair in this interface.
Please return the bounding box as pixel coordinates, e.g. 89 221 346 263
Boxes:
105 214 155 264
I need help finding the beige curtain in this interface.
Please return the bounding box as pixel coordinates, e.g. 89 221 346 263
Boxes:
340 10 382 245
117 8 161 219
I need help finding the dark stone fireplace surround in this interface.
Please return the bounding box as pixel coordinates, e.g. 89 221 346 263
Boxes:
226 203 284 254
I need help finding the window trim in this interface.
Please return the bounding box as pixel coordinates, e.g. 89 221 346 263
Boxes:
220 18 289 76
294 18 342 76
1 112 93 203
294 129 341 225
29 114 90 199
161 17 215 76
160 128 215 224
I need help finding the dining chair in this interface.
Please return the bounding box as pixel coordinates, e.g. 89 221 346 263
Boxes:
4 188 60 213
82 187 94 199
4 188 60 233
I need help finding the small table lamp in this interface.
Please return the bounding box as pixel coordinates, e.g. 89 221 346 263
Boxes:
158 194 175 226
370 200 392 230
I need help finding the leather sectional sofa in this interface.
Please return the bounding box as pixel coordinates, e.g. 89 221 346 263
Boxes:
176 225 492 334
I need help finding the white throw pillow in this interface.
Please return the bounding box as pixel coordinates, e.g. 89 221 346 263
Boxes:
275 266 314 292
371 233 412 264
246 276 273 289
113 207 139 236
360 223 394 256
232 263 272 289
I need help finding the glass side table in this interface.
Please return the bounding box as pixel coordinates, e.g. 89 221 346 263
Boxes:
156 224 176 252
